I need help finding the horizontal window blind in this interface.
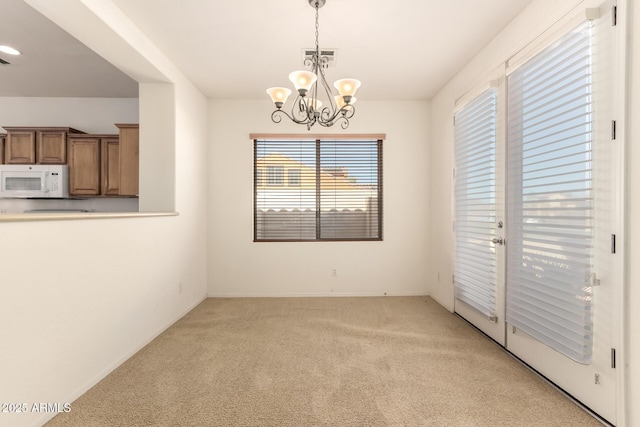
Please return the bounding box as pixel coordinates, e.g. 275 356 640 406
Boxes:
454 88 498 319
254 138 382 241
506 21 593 363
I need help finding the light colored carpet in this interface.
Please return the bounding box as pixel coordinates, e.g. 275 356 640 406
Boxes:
46 297 602 426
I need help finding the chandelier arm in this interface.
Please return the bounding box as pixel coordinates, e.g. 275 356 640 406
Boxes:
270 109 284 123
292 95 315 123
317 104 355 127
271 109 297 124
271 108 316 127
340 104 355 119
318 106 332 123
316 114 349 129
271 92 326 127
316 61 337 113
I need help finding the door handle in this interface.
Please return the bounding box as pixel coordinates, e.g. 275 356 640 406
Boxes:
492 237 504 245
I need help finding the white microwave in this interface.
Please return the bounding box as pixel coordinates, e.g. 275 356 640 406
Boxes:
0 165 69 198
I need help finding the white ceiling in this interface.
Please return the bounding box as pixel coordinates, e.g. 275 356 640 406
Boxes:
0 0 138 98
1 0 533 100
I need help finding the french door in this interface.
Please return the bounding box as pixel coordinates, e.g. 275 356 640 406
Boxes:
454 4 619 424
454 84 506 346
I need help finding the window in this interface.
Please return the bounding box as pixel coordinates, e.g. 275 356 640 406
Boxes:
267 166 284 186
288 169 301 186
256 168 263 186
254 137 383 241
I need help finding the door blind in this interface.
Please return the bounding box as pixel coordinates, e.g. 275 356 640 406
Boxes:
454 88 498 318
506 21 594 363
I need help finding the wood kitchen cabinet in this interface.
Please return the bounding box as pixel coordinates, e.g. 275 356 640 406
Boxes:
101 137 121 195
3 127 84 164
67 136 102 195
116 124 139 196
4 128 35 164
0 133 5 164
38 129 73 164
3 124 139 197
68 134 123 196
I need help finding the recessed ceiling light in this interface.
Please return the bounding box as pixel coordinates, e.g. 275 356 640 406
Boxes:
0 45 21 55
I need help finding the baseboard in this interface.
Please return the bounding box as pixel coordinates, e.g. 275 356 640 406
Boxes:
34 293 208 427
207 292 429 298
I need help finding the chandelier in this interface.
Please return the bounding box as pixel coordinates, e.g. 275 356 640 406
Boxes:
266 0 361 130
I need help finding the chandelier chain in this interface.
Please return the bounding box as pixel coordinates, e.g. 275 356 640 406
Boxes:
315 4 320 54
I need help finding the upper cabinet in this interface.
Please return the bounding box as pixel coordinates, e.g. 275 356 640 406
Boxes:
102 137 121 196
67 135 103 196
116 124 139 196
2 124 138 198
4 128 35 163
0 133 5 164
3 127 84 164
67 128 138 197
39 128 79 164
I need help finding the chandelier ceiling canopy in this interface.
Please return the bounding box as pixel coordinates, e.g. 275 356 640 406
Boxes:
266 0 361 130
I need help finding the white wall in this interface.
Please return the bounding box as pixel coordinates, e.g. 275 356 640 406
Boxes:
429 0 636 424
0 96 139 134
0 2 209 426
138 83 176 212
208 99 430 297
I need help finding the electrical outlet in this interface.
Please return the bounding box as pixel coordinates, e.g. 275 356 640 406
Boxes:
178 282 183 294
331 268 337 277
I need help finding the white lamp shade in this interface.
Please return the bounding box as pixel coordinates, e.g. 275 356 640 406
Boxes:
335 95 356 109
266 87 292 104
333 78 361 97
289 70 317 92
